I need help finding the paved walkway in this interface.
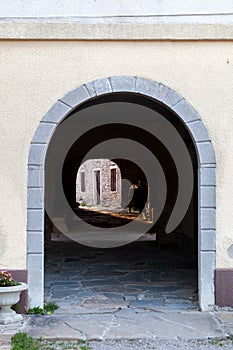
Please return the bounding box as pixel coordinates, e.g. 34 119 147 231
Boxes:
1 310 233 347
1 241 233 348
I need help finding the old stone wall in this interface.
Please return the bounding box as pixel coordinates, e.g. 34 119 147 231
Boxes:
76 159 121 208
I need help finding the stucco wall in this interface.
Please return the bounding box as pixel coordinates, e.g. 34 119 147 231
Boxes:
1 0 232 18
0 40 232 269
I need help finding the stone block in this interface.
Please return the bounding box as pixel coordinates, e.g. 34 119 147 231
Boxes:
200 167 216 186
155 83 170 102
27 254 44 308
85 81 97 97
198 251 215 310
110 76 135 92
27 231 43 254
60 85 90 107
32 122 56 144
163 89 183 107
42 100 72 124
135 77 159 97
27 209 44 231
200 186 216 207
93 78 112 95
171 98 200 123
188 120 210 142
200 208 215 230
28 166 44 188
196 142 216 165
28 144 47 166
200 230 216 251
28 188 43 209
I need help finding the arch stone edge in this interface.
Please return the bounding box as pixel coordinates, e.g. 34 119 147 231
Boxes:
27 76 216 311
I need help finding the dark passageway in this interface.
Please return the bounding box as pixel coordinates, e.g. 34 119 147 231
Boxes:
45 92 198 310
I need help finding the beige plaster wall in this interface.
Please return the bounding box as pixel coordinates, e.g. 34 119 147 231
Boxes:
0 40 232 269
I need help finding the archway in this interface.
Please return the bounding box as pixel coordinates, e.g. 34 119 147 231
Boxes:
27 76 216 311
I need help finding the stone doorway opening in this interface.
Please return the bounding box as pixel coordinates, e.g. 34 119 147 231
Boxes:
28 77 216 311
44 92 199 312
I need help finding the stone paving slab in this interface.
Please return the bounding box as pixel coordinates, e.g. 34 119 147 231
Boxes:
20 310 227 341
0 320 23 349
44 241 199 315
215 312 233 335
1 310 233 348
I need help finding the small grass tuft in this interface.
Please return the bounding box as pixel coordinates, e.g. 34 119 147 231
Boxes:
11 332 40 350
26 306 44 315
80 345 91 350
11 333 90 350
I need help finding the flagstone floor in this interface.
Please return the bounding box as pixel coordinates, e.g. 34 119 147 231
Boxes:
44 240 198 314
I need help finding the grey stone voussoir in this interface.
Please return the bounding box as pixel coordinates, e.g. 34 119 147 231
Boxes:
28 144 47 166
42 100 72 124
155 83 170 102
60 85 91 108
32 122 56 144
196 142 216 165
171 98 201 123
85 81 97 97
187 120 210 142
135 77 159 97
93 78 112 96
110 76 135 92
163 88 183 107
28 166 43 188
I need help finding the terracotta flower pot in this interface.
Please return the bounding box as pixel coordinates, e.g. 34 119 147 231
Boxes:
0 282 28 324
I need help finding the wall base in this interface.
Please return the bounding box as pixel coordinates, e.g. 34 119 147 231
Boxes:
215 269 233 307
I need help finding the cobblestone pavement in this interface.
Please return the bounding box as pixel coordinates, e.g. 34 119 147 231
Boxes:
44 240 198 313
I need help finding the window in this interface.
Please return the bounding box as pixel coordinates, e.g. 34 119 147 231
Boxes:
110 168 117 192
81 172 85 192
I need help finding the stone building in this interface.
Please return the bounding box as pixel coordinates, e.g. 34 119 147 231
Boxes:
76 159 121 208
0 1 233 312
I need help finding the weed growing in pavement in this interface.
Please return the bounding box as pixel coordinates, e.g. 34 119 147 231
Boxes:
44 301 59 314
210 337 224 346
26 306 44 315
26 302 59 315
11 332 41 350
11 333 91 350
228 334 233 344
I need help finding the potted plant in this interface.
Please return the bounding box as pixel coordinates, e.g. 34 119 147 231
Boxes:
0 271 28 324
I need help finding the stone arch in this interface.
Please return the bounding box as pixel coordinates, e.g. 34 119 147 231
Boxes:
27 76 216 311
